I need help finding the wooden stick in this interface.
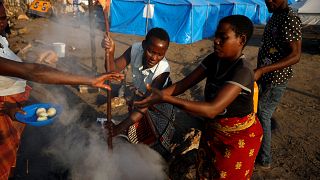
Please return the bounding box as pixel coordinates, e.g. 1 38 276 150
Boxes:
26 159 29 175
102 5 113 150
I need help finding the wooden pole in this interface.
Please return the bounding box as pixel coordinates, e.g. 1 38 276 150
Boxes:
102 6 113 150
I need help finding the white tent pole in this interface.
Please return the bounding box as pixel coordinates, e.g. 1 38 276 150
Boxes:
145 0 151 35
205 2 209 38
191 0 193 43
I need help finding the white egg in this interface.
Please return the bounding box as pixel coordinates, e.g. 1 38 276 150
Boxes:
38 112 48 117
36 108 46 116
47 107 56 117
37 116 48 121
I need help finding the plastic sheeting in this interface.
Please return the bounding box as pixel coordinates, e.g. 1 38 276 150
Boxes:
110 0 271 44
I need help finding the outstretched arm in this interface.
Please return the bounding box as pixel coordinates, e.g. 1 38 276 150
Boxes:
0 57 124 90
162 65 207 96
161 83 241 119
135 65 207 107
137 83 242 119
135 65 244 119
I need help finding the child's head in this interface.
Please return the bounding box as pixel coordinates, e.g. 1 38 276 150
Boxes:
213 15 253 61
265 0 288 13
142 28 170 68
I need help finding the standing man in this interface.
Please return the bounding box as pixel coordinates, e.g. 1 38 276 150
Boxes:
255 0 302 169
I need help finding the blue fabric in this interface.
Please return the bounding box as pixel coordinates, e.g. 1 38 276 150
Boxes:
110 0 271 44
288 0 296 5
256 82 287 165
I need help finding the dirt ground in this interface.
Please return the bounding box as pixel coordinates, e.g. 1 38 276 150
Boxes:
7 15 320 179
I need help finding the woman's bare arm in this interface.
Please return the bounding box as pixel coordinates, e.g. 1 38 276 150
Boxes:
0 57 124 89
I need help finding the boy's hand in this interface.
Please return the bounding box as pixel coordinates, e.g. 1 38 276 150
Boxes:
254 68 263 81
101 32 115 53
92 72 124 90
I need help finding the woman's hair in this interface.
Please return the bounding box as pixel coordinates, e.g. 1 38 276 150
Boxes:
145 27 170 44
219 15 254 45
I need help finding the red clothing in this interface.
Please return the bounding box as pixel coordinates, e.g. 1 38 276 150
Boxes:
0 86 31 180
197 113 263 179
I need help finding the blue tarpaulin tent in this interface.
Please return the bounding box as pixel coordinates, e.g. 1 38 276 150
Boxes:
110 0 271 44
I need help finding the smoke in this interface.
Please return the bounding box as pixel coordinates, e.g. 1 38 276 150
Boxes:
46 122 167 180
39 86 166 179
29 14 166 180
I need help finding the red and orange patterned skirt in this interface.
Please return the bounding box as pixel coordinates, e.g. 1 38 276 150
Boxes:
0 86 31 180
197 113 263 180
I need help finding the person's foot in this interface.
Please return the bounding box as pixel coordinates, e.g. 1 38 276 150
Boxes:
271 117 278 131
255 163 271 171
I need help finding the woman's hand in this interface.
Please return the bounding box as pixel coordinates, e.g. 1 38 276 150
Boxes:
101 32 115 53
92 72 124 90
134 87 164 108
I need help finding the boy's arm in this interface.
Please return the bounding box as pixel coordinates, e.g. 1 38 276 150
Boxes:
111 47 131 73
103 33 131 72
255 14 302 81
254 40 302 81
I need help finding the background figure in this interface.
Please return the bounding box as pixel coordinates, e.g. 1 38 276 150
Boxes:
255 0 302 169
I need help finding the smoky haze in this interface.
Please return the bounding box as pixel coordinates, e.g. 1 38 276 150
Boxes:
29 14 166 180
46 122 166 180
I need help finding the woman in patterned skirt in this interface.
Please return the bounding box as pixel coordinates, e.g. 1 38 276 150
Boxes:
135 15 263 179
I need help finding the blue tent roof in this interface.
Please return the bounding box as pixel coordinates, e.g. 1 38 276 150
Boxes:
110 0 271 44
118 0 209 5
